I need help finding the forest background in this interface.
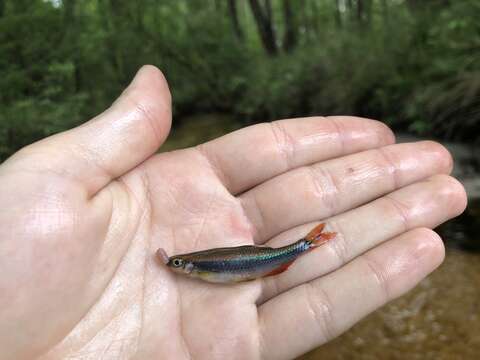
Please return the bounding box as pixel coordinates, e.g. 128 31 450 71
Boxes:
1 0 479 160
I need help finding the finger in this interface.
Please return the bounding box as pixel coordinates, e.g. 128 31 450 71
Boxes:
258 228 445 360
259 174 467 303
9 65 172 196
241 141 453 242
197 116 394 194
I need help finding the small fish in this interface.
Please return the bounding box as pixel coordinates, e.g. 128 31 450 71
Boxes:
156 223 336 283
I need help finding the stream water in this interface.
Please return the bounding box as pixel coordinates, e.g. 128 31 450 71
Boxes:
164 114 480 359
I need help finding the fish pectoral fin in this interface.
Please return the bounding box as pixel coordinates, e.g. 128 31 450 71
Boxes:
265 261 294 277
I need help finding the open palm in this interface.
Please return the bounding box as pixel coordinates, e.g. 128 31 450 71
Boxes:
0 66 466 360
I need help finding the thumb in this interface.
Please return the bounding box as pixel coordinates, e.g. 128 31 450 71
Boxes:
9 65 172 196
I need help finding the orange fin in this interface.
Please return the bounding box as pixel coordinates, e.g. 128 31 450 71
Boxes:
305 223 337 247
265 261 294 277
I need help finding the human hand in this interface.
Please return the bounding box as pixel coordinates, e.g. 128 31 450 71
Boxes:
0 66 467 360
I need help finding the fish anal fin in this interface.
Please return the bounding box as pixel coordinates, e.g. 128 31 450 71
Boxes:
265 261 294 277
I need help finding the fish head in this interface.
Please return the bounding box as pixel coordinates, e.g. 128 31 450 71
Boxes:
156 248 195 275
166 256 195 275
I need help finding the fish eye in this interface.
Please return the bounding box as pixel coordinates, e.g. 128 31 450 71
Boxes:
172 258 184 267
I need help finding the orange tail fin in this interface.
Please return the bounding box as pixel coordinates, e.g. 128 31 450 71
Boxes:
305 223 336 247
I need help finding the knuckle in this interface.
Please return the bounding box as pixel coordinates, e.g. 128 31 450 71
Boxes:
375 146 399 189
327 117 345 154
125 91 165 146
361 255 390 303
383 195 410 232
326 220 349 265
270 121 295 170
307 165 340 215
303 283 337 342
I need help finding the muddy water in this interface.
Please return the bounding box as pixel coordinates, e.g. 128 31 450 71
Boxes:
166 115 480 359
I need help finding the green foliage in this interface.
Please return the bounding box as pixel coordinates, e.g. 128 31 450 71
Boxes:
0 61 88 159
403 1 480 140
0 0 479 161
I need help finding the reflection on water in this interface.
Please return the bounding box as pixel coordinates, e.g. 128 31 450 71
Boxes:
166 115 480 359
301 201 480 360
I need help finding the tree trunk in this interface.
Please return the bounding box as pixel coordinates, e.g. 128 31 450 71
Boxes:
365 0 372 25
62 0 80 91
381 0 390 34
248 0 278 55
63 0 76 23
282 0 297 52
98 0 125 86
357 0 364 23
356 0 371 27
264 0 273 22
299 0 311 40
347 0 353 11
309 0 320 36
11 0 32 13
228 0 244 40
334 0 342 27
381 0 389 20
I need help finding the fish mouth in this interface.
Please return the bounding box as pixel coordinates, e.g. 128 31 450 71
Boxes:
156 248 169 264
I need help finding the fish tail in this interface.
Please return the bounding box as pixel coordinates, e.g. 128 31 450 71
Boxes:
305 223 336 247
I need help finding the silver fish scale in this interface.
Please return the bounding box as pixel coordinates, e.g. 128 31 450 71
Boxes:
193 240 310 273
